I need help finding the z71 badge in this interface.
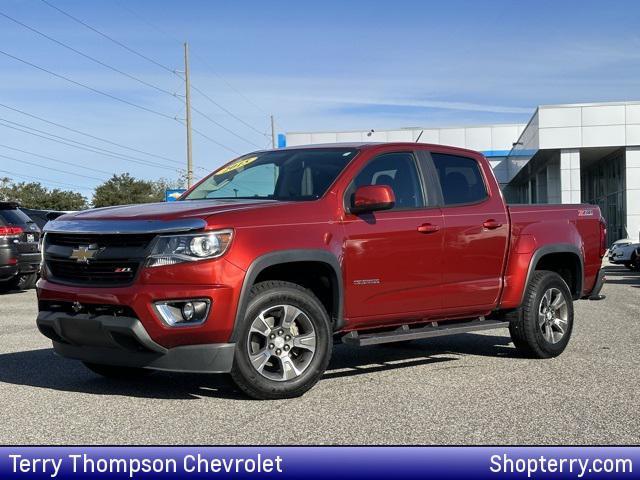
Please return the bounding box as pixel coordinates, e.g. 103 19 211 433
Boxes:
578 209 594 217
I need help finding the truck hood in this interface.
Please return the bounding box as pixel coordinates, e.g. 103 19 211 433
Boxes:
58 199 282 222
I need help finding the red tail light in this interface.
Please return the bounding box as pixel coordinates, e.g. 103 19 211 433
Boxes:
0 226 23 238
599 218 607 258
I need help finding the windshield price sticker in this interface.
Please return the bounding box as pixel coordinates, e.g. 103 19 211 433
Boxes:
215 156 258 176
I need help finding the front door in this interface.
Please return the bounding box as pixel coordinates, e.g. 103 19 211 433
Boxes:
341 151 444 328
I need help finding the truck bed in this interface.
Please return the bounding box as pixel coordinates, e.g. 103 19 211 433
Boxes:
504 203 603 303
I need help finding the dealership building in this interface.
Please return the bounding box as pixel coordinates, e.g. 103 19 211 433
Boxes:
283 100 640 244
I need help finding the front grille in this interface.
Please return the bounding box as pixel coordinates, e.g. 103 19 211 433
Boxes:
46 233 155 248
47 259 139 286
44 232 156 287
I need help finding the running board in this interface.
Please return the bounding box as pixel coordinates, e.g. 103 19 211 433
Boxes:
341 317 510 347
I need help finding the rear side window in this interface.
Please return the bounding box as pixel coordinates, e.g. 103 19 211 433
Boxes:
352 152 424 210
0 208 33 226
432 153 487 205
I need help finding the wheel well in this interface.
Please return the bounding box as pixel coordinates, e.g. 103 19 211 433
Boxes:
534 252 582 297
253 261 339 326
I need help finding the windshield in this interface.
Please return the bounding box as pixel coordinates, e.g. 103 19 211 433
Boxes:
183 148 358 201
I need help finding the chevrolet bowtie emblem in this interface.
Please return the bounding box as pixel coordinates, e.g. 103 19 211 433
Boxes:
70 244 99 263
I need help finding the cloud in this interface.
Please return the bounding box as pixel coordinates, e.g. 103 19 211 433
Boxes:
283 94 532 115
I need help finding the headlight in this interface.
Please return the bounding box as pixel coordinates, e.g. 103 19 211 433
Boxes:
146 229 233 268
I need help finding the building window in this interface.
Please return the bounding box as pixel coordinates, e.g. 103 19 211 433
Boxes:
581 149 626 244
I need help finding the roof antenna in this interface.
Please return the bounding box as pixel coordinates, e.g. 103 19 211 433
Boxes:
415 130 424 142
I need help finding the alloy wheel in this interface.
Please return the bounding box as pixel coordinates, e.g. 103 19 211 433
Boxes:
538 288 569 344
246 304 317 381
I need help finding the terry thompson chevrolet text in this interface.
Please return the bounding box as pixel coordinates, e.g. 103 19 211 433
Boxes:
36 143 607 399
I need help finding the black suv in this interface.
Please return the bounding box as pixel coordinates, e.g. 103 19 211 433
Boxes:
0 202 41 291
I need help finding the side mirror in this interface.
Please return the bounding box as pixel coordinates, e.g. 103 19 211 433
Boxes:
351 185 395 214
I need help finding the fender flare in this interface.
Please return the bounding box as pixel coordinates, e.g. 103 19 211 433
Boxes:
522 244 584 303
231 249 344 341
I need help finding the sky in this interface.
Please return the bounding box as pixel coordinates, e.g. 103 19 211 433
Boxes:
0 0 639 198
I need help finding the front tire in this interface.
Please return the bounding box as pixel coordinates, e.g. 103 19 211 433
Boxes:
509 270 574 358
230 281 332 400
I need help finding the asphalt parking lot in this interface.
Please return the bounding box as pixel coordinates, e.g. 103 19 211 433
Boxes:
0 264 638 445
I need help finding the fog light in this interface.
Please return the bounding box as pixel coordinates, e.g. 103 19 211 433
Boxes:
153 299 210 327
182 302 195 321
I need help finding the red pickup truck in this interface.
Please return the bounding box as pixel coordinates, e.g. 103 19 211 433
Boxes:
37 143 606 399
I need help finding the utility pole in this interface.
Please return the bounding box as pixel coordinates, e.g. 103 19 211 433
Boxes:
184 42 193 188
270 114 276 149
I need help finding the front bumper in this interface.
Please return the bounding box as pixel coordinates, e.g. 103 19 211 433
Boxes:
608 254 625 264
37 255 244 348
37 310 235 373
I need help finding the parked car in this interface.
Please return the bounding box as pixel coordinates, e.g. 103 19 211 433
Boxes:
19 208 68 230
632 246 640 271
36 143 606 399
0 202 41 291
608 238 639 270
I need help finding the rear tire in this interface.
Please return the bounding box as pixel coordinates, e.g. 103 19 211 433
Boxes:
627 253 638 271
509 270 574 358
230 280 332 400
83 362 153 379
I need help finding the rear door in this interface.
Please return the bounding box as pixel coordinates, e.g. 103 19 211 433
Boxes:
341 150 444 327
429 151 509 313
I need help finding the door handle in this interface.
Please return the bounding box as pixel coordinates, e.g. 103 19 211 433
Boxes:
483 219 503 230
417 223 440 234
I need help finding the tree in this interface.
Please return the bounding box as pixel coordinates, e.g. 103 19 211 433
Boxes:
0 177 88 210
92 173 185 207
45 189 88 211
151 174 187 201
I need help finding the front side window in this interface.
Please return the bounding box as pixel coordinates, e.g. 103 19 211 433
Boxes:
432 153 487 205
351 152 424 209
184 148 357 201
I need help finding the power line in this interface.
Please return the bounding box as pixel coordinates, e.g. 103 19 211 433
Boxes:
191 48 270 117
191 126 240 155
109 1 272 132
0 10 179 98
190 83 269 138
39 0 177 74
0 102 182 165
181 122 241 155
0 143 112 175
191 105 262 148
0 51 243 162
0 152 104 181
0 167 92 191
28 0 247 172
0 117 178 170
0 118 180 171
0 49 176 121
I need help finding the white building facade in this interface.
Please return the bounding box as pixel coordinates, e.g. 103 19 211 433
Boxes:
283 101 640 244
